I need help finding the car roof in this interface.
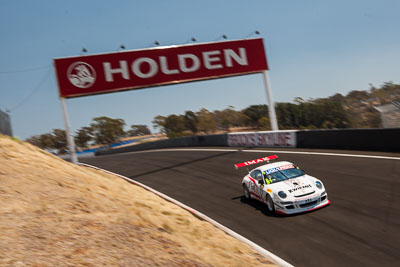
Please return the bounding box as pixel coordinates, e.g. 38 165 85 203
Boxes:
253 161 295 173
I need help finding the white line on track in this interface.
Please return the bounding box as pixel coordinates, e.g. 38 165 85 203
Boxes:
94 148 400 161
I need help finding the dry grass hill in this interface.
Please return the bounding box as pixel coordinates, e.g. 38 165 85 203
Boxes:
0 135 276 267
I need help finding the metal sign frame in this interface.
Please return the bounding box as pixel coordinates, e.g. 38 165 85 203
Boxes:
54 38 279 164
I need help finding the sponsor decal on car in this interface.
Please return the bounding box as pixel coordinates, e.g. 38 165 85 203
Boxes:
288 184 312 193
264 164 295 175
279 164 294 170
264 167 280 175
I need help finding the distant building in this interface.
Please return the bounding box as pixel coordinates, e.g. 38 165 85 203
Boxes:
0 109 12 136
374 101 400 128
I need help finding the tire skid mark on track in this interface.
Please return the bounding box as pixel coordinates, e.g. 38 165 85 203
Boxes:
128 150 237 179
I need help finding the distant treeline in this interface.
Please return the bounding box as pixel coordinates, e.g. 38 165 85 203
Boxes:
153 82 400 137
27 82 400 152
26 117 151 153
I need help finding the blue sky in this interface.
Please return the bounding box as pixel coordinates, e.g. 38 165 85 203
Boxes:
1 0 399 139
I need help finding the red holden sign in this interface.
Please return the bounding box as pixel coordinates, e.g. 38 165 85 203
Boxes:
54 38 268 98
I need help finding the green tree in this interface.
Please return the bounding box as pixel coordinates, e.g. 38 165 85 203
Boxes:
127 125 151 136
90 116 126 144
214 107 245 131
152 115 167 133
183 111 198 133
26 133 54 150
347 90 369 101
75 126 93 148
197 108 217 133
164 115 186 138
25 135 41 148
241 105 269 127
52 129 67 153
26 129 68 154
258 116 271 130
328 93 344 103
276 103 291 129
320 101 350 128
275 100 350 129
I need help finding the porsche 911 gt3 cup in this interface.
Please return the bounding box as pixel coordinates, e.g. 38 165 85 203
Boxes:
235 155 330 215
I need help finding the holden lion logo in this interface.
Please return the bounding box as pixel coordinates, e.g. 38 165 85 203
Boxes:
67 62 96 88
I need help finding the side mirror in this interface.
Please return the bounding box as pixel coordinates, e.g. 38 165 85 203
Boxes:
258 179 264 185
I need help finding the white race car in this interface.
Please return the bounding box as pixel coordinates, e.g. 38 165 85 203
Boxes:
235 155 330 215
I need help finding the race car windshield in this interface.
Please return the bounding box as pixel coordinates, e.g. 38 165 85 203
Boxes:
263 167 305 184
280 167 305 179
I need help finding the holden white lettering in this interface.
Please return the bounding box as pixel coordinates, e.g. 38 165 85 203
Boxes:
103 61 130 82
159 56 179 75
103 48 248 82
132 57 158 78
178 54 200 73
203 50 223 70
224 48 248 67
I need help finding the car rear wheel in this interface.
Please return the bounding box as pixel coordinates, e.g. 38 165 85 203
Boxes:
266 194 275 213
243 184 250 200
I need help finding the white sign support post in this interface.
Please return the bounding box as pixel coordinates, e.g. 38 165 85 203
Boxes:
60 97 78 164
262 70 279 131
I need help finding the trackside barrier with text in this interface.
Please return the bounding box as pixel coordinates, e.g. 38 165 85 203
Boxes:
95 128 400 156
227 129 399 152
227 131 297 148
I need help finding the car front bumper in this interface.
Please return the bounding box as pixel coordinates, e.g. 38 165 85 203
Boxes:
274 194 330 215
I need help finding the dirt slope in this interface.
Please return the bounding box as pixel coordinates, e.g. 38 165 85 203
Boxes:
0 135 276 267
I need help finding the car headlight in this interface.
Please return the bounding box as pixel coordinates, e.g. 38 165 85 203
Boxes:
316 181 323 189
278 191 287 199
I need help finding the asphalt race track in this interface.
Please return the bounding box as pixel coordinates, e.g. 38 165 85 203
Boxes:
80 148 400 267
